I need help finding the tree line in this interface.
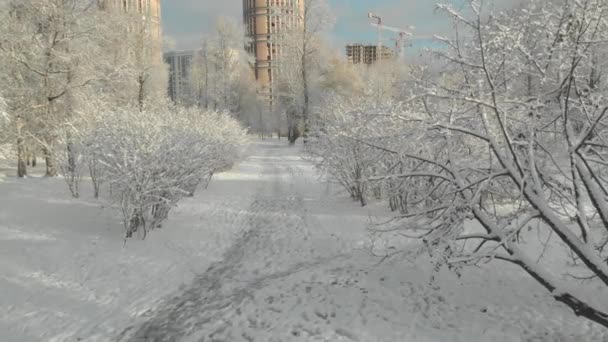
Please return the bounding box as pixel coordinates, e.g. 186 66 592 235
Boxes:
0 0 247 239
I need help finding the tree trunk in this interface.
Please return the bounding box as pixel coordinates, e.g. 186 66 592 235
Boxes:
300 6 310 144
17 139 27 178
66 133 76 176
288 126 294 145
89 155 101 199
137 74 145 112
288 123 299 145
302 57 309 140
16 117 26 178
43 146 57 177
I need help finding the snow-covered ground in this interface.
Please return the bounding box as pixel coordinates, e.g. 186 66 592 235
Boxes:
1 140 606 341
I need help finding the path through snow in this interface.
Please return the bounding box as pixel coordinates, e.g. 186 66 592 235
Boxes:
119 141 607 342
1 140 606 341
121 140 373 341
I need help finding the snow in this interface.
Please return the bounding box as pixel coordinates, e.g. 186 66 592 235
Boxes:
1 140 606 341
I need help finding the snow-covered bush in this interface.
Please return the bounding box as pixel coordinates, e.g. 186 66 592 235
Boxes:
307 95 374 206
87 106 246 239
307 94 416 207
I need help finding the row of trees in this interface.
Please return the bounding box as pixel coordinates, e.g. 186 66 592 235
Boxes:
0 0 248 239
188 19 257 114
0 0 340 175
0 0 167 177
183 0 334 142
308 0 608 329
273 0 334 143
177 17 282 137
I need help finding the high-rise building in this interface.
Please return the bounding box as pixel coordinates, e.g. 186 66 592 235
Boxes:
346 44 394 65
243 0 304 106
164 50 194 105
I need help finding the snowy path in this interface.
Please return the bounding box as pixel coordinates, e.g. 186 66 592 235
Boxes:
1 140 605 341
116 141 603 342
120 141 373 341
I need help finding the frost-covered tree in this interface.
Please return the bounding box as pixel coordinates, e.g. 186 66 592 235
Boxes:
98 3 167 111
275 0 334 144
0 0 169 179
190 39 213 110
319 57 365 97
0 0 112 176
362 58 409 103
234 68 272 135
211 17 242 112
399 1 608 326
310 0 608 328
189 17 257 115
307 94 411 206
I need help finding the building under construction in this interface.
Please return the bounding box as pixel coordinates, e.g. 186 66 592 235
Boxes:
346 44 394 65
243 0 304 106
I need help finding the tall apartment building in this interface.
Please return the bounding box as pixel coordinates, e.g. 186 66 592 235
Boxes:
97 0 162 62
346 44 394 65
243 0 304 106
164 50 194 105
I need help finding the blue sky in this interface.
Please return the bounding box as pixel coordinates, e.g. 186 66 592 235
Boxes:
162 0 510 55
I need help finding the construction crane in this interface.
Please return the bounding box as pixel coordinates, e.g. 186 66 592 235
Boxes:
368 12 384 50
391 33 409 59
368 13 414 60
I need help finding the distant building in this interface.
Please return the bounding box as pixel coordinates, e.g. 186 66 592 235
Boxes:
346 44 394 65
243 0 304 107
164 50 194 104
